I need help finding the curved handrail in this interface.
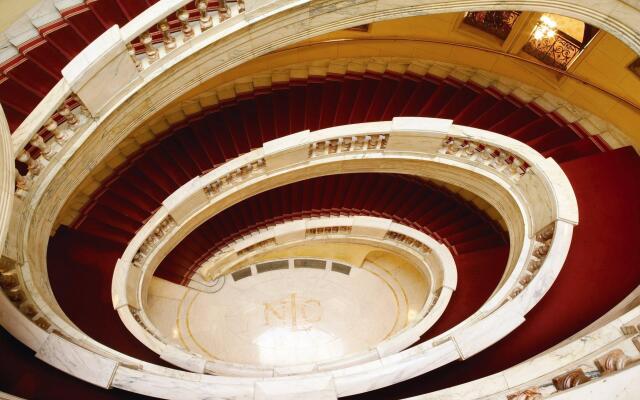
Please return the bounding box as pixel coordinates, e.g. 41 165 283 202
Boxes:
0 106 12 255
114 214 456 374
4 115 578 397
37 117 574 397
408 297 640 399
8 0 632 394
9 0 249 191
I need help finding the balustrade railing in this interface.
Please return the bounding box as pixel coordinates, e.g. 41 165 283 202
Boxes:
439 136 530 182
132 216 176 268
14 96 90 199
523 30 582 70
462 11 521 40
308 133 387 157
385 231 432 256
0 258 51 332
507 343 640 399
203 158 265 198
11 0 247 201
506 223 553 301
127 0 245 71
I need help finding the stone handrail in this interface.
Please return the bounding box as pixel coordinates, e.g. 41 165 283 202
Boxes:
5 105 578 398
0 106 12 256
13 0 640 395
410 299 640 399
14 117 568 397
114 214 457 375
7 0 639 200
10 0 248 198
5 0 624 360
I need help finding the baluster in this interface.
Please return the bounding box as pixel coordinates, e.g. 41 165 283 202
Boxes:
341 136 352 152
237 0 245 12
17 150 42 176
14 168 29 198
177 8 194 40
139 31 158 62
446 137 461 154
533 243 550 258
45 118 68 145
196 0 213 31
218 0 230 21
368 135 378 149
462 140 474 157
30 134 52 160
363 135 372 149
126 43 141 70
157 19 176 51
536 224 554 242
58 104 78 126
336 137 343 153
527 259 542 273
378 134 387 149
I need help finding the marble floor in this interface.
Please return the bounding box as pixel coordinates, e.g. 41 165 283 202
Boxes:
160 264 405 366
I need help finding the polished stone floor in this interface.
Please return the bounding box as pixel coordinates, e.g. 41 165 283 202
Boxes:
148 264 406 366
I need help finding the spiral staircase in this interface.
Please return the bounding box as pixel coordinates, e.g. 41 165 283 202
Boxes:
0 1 639 399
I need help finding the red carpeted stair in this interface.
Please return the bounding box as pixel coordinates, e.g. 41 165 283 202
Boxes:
0 0 229 131
344 146 640 400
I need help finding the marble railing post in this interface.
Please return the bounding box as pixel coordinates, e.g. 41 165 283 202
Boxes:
218 0 230 21
158 19 176 51
61 26 141 118
139 31 159 62
196 0 213 31
29 134 52 161
16 150 41 176
0 106 12 255
176 8 194 40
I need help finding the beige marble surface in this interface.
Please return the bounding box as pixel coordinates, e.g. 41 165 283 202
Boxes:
103 117 574 392
35 333 118 388
2 0 616 395
128 213 457 369
168 267 400 366
548 364 640 399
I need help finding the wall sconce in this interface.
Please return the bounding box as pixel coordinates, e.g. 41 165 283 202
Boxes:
533 15 557 40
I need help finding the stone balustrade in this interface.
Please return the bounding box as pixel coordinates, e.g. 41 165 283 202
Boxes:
0 257 51 333
9 0 249 201
126 0 245 71
503 319 640 399
506 223 554 301
385 231 432 257
203 158 265 198
439 136 530 182
116 213 455 375
13 96 90 200
7 0 640 395
132 215 176 268
97 118 577 394
308 133 388 157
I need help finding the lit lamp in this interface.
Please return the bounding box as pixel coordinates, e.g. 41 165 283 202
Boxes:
533 15 557 40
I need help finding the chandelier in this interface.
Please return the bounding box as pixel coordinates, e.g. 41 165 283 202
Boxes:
533 15 557 40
